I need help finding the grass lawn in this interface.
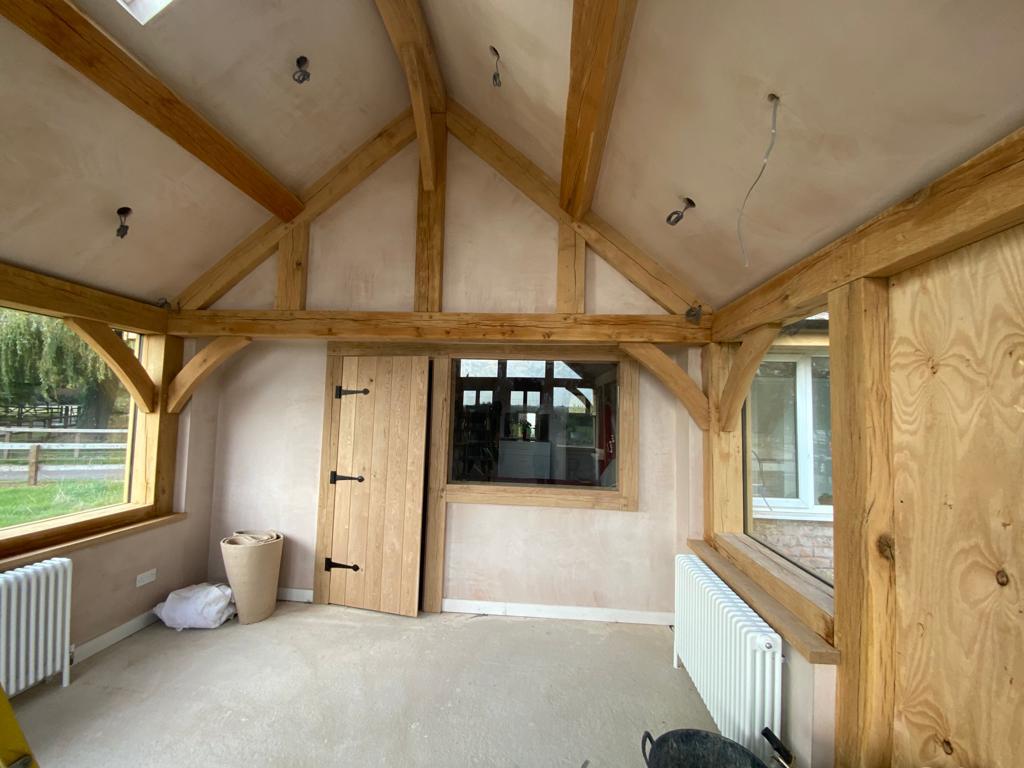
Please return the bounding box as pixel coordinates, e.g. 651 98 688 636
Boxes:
0 480 124 528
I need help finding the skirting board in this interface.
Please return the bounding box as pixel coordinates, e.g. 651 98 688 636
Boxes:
442 598 672 626
73 610 158 665
278 587 313 603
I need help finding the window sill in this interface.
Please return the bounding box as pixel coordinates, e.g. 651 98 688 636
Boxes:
688 537 839 666
445 483 637 511
0 504 183 570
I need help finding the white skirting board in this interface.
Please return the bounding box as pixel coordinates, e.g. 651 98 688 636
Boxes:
441 598 672 626
73 610 158 665
72 588 313 665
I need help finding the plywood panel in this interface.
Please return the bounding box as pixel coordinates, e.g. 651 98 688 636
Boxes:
890 224 1024 766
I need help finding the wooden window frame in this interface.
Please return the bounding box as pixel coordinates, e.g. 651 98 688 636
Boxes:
700 339 838 664
443 350 639 512
0 330 183 569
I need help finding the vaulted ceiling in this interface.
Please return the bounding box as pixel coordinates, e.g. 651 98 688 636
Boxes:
1 0 1023 308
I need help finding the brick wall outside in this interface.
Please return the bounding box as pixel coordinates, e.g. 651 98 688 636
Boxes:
749 518 833 584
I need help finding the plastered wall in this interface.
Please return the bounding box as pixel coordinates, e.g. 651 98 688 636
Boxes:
202 135 694 614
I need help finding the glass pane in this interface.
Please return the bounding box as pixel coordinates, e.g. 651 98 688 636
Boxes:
450 359 618 488
812 357 832 505
0 308 136 530
460 359 498 378
506 360 545 378
749 361 798 499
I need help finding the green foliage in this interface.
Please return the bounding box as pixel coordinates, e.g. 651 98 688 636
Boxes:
0 308 112 405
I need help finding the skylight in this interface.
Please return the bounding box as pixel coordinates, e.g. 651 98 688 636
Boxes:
116 0 175 25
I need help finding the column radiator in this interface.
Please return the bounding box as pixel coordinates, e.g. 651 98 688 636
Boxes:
674 554 781 761
0 557 72 696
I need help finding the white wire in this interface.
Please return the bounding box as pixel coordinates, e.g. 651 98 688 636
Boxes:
737 94 781 268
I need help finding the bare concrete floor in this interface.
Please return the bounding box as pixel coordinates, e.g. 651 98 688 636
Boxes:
15 602 715 767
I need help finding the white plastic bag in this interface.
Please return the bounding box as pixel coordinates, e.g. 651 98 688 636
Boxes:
154 583 235 630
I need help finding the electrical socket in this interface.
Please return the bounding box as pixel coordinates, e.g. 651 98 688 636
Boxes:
136 568 157 588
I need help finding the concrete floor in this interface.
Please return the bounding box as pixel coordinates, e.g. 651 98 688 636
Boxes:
14 602 715 767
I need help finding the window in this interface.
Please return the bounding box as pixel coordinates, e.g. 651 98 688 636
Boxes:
116 0 176 25
0 308 139 532
744 314 833 584
444 354 638 510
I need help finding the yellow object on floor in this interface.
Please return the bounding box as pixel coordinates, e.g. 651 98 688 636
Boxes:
0 685 36 768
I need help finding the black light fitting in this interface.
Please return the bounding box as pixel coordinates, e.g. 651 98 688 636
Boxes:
666 197 695 226
293 56 310 84
116 206 132 239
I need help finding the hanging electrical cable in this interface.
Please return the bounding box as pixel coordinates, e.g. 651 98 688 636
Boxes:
736 93 781 268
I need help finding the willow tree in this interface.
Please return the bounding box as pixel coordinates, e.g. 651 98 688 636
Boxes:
0 308 124 428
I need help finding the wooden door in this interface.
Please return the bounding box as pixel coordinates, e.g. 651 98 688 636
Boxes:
326 356 429 617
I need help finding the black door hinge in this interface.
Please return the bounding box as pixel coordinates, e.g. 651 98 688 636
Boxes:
330 471 364 484
335 386 370 398
324 557 360 573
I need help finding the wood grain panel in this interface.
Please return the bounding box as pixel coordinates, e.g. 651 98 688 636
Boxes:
399 356 429 616
0 0 303 221
557 223 586 314
830 277 895 767
314 353 345 604
422 356 451 613
889 225 1024 766
381 357 412 613
328 358 364 604
343 357 378 608
168 310 710 344
362 357 395 609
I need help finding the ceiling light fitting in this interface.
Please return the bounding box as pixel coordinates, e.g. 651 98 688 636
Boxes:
489 46 501 88
666 197 695 226
116 206 132 239
293 56 310 84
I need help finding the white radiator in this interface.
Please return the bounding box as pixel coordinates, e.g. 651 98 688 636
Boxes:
674 554 781 761
0 557 72 696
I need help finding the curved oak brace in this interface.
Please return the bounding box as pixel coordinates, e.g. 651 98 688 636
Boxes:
620 342 709 431
64 317 155 413
717 324 782 432
167 337 252 414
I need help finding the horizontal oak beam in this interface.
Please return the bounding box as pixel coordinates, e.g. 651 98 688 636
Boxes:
176 110 416 310
167 337 252 414
0 260 167 334
64 318 155 412
168 310 710 345
713 123 1024 340
446 101 709 315
621 342 709 430
0 0 303 221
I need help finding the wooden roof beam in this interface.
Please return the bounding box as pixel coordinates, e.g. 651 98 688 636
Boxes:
0 260 167 334
447 101 709 316
560 0 638 220
0 0 303 221
717 324 782 431
621 342 709 430
167 337 252 414
712 123 1024 341
168 310 710 345
375 0 446 190
176 110 416 310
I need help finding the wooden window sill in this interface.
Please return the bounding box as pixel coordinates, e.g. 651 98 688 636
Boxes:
688 538 839 665
445 483 637 511
0 505 184 570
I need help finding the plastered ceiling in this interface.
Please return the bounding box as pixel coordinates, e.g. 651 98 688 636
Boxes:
1 0 1023 308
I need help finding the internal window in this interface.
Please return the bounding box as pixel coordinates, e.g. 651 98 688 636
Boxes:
116 0 176 25
0 308 139 530
744 313 833 584
450 359 618 488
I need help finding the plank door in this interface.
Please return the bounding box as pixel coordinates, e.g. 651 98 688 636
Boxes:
326 356 429 617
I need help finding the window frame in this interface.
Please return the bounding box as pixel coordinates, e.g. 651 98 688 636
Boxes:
748 351 833 522
0 328 182 568
444 352 639 511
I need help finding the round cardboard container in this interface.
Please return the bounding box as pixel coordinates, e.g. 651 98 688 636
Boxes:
220 531 283 625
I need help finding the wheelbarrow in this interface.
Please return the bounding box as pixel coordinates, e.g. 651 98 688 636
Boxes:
641 727 794 767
